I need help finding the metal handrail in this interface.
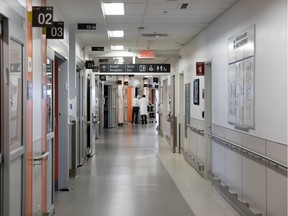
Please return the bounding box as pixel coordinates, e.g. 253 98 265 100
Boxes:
187 124 204 136
208 133 288 171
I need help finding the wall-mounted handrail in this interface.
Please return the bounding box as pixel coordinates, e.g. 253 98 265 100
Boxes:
187 124 204 136
208 133 288 171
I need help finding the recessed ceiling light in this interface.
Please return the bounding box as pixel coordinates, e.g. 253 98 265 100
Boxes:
111 45 124 50
103 3 125 15
108 30 124 37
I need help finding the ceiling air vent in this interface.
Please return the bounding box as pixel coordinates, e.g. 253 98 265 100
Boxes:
141 33 168 38
179 3 190 9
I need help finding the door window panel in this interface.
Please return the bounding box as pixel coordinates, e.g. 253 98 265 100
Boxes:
9 39 23 151
46 59 53 133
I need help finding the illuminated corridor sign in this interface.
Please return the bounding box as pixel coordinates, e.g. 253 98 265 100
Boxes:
100 64 170 73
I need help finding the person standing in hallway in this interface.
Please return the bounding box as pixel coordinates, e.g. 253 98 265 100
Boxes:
139 95 149 124
132 95 140 124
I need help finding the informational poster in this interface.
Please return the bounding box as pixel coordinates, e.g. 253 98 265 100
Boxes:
228 25 255 129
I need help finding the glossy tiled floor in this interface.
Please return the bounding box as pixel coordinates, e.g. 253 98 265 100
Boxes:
54 124 239 216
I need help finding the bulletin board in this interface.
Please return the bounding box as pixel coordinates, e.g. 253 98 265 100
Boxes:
228 25 255 129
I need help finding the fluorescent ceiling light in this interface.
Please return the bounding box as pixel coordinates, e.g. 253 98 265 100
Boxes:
109 30 124 37
111 45 124 50
103 3 125 15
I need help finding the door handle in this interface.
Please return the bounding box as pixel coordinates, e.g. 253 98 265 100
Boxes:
33 152 49 161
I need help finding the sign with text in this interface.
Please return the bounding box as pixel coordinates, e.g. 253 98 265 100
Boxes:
91 47 104 51
77 23 96 30
32 6 53 27
196 62 205 76
99 75 106 81
85 60 95 69
138 50 155 59
228 25 255 64
100 64 170 73
46 21 64 39
228 25 255 129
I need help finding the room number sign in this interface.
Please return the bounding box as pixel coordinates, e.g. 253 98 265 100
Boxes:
32 6 53 27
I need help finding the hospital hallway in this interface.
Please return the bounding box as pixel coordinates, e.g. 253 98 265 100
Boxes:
54 124 239 216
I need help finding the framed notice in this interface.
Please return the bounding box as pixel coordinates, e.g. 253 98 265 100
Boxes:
193 79 200 105
228 25 255 129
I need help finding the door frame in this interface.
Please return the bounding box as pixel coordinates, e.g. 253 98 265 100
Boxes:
179 73 184 154
45 50 56 215
54 54 69 190
204 61 212 179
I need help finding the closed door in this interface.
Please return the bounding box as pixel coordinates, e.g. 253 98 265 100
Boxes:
1 17 26 216
89 72 96 156
77 68 84 165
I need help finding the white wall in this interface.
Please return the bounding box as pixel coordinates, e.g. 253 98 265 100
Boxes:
179 0 287 144
47 0 69 58
178 1 287 215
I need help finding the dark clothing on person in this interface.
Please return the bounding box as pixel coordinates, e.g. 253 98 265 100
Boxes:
141 114 147 124
132 107 139 124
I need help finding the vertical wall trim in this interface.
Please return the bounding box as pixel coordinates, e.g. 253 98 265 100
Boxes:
26 1 33 215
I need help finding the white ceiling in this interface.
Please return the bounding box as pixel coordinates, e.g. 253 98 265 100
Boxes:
51 0 238 64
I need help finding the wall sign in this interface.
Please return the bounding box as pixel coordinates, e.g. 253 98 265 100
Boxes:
32 6 53 27
228 25 255 129
27 81 33 100
193 79 200 105
77 23 96 30
46 21 64 39
196 62 205 76
100 64 170 73
85 60 94 69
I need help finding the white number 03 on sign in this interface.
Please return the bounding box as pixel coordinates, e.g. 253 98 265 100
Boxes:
46 22 64 39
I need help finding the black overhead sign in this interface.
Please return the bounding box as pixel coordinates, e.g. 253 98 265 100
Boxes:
32 6 53 27
77 23 96 30
92 47 104 51
99 59 109 63
85 60 95 69
46 21 64 39
99 75 106 81
100 64 170 73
